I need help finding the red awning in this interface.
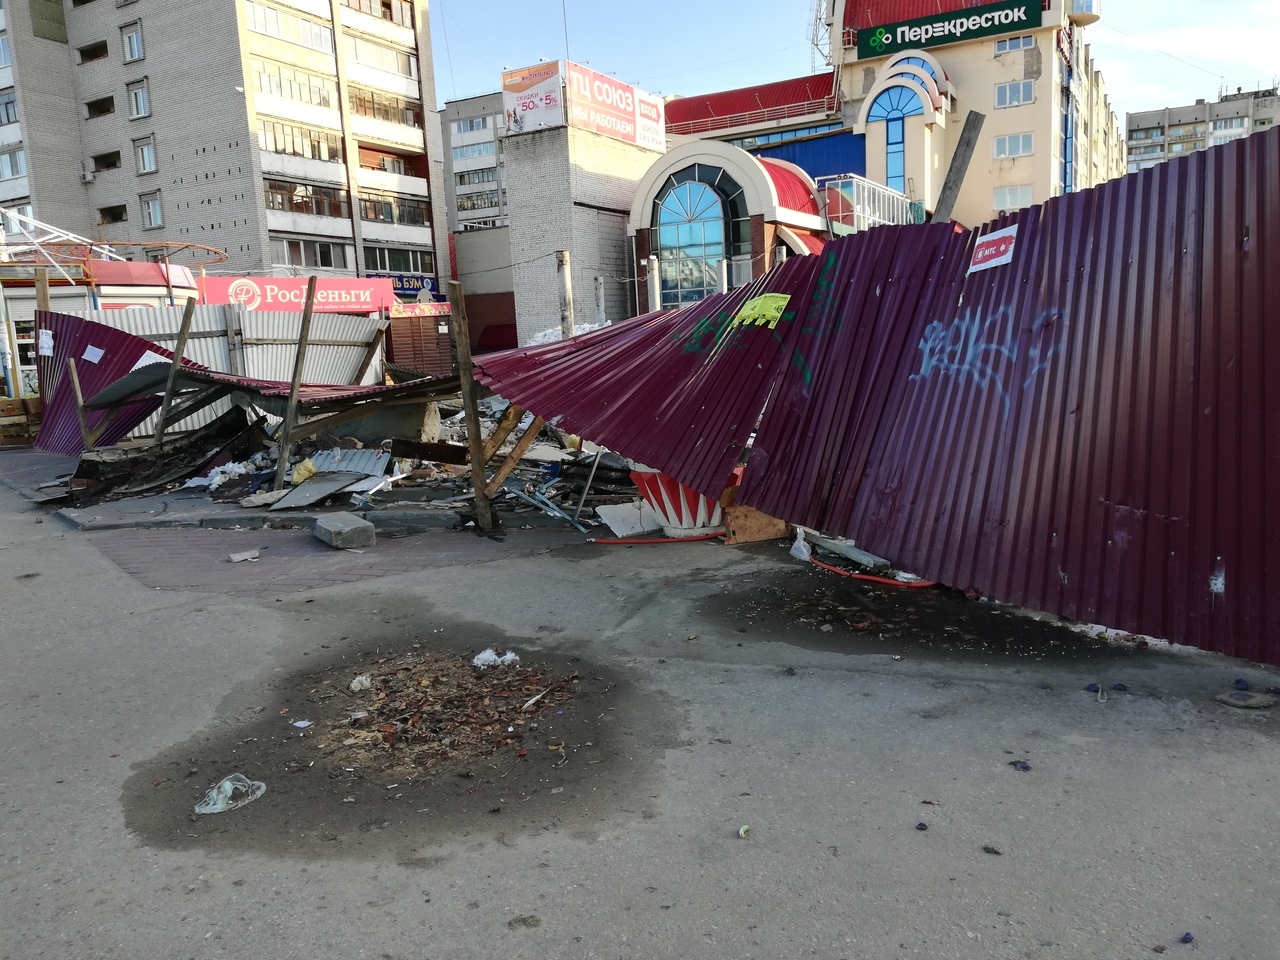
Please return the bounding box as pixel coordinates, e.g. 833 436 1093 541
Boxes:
760 159 820 216
665 72 837 136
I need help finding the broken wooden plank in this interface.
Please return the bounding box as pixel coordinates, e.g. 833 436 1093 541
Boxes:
481 404 525 462
483 416 545 499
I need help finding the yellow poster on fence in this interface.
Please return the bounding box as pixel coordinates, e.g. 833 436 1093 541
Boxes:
731 293 791 331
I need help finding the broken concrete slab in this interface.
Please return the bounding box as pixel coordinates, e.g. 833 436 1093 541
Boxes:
312 512 376 549
228 549 260 563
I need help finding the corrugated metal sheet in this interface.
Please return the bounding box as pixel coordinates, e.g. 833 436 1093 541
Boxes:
477 127 1280 666
72 307 387 435
32 313 204 456
752 131 867 180
759 159 821 215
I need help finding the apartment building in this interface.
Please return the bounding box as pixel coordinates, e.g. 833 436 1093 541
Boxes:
440 92 508 232
0 0 448 289
665 0 1126 229
1127 87 1280 173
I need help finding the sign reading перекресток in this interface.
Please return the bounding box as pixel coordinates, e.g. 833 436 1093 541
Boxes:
857 0 1042 59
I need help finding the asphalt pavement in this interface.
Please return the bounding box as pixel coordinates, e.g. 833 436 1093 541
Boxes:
1 474 1278 960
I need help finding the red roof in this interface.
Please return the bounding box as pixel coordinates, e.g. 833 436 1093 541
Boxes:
793 233 827 255
760 160 820 216
665 72 836 136
87 259 198 289
845 1 1044 31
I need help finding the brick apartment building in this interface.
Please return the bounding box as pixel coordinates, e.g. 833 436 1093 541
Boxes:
0 0 448 287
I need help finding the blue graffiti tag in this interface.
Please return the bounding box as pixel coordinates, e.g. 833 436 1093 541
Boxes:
910 306 1062 416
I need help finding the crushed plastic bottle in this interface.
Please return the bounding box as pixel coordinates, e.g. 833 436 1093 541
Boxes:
194 774 266 814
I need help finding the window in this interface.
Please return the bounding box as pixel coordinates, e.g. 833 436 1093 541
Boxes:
995 80 1033 108
456 168 497 186
258 120 342 162
121 22 143 61
994 133 1034 158
127 79 149 117
867 85 924 194
140 191 162 228
245 1 334 54
454 117 487 134
133 136 156 173
77 40 109 63
3 204 33 234
364 246 434 273
348 87 422 127
651 163 751 309
0 35 10 68
993 184 1033 212
358 191 430 225
0 147 24 180
452 141 495 162
252 59 337 108
727 122 842 151
457 189 500 211
995 35 1034 54
1211 117 1246 131
345 35 417 78
99 204 128 224
264 179 350 218
92 150 122 172
0 92 17 125
342 0 413 27
271 237 348 269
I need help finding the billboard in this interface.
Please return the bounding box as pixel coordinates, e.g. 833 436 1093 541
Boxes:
199 276 396 314
502 62 564 135
565 62 665 151
858 0 1042 59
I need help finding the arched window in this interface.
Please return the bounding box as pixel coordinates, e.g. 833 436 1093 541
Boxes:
867 85 924 194
651 164 749 307
892 56 938 80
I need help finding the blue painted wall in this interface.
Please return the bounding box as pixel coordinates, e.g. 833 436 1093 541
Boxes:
750 131 866 180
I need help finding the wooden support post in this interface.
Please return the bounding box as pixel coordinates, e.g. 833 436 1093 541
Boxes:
35 268 50 401
154 296 197 444
353 326 386 385
931 111 986 224
66 357 93 452
480 403 524 462
272 276 318 491
2 287 21 399
483 416 545 499
448 279 496 531
225 304 246 376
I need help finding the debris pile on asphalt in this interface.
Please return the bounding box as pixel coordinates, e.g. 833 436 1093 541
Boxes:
323 650 580 773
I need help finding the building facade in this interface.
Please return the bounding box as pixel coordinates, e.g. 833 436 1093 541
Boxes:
0 0 448 290
1126 88 1280 173
664 0 1126 229
440 92 508 232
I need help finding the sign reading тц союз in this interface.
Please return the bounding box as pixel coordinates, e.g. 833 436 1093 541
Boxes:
857 0 1042 59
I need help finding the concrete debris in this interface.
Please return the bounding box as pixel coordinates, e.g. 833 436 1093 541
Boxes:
228 549 260 563
312 512 376 549
239 489 288 508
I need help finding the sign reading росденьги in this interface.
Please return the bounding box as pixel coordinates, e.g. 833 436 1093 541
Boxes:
857 0 1042 59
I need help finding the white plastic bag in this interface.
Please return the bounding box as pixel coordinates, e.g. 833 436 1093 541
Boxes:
789 528 812 562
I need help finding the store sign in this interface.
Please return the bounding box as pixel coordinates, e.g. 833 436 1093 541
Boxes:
565 62 665 151
391 301 451 318
858 0 1041 59
502 62 565 135
366 272 437 299
967 224 1019 274
199 276 396 313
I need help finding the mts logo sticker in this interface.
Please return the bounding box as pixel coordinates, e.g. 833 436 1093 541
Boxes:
968 224 1019 274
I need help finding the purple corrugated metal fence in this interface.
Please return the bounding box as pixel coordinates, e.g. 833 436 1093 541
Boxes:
477 127 1280 665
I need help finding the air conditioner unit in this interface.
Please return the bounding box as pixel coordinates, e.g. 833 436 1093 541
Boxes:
81 172 96 184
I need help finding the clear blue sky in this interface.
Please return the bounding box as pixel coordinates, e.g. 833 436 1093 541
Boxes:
427 1 1279 120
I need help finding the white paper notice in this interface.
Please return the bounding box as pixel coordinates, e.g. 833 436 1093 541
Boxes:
82 345 105 364
37 329 54 357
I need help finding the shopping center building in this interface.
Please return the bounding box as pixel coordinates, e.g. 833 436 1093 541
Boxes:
665 0 1126 229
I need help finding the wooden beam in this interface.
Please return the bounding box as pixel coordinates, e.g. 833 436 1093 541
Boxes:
65 357 93 452
353 326 386 385
154 296 197 443
931 110 986 223
483 416 545 499
448 279 496 530
481 403 525 462
35 268 50 401
159 386 231 428
272 276 317 491
225 304 246 376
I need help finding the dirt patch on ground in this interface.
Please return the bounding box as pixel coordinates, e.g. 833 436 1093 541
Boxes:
122 635 682 863
700 546 1151 664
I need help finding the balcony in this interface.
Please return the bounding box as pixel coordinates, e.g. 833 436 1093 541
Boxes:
266 208 354 238
259 150 347 184
338 3 415 49
0 175 29 204
355 165 430 196
349 113 424 150
1069 0 1100 25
